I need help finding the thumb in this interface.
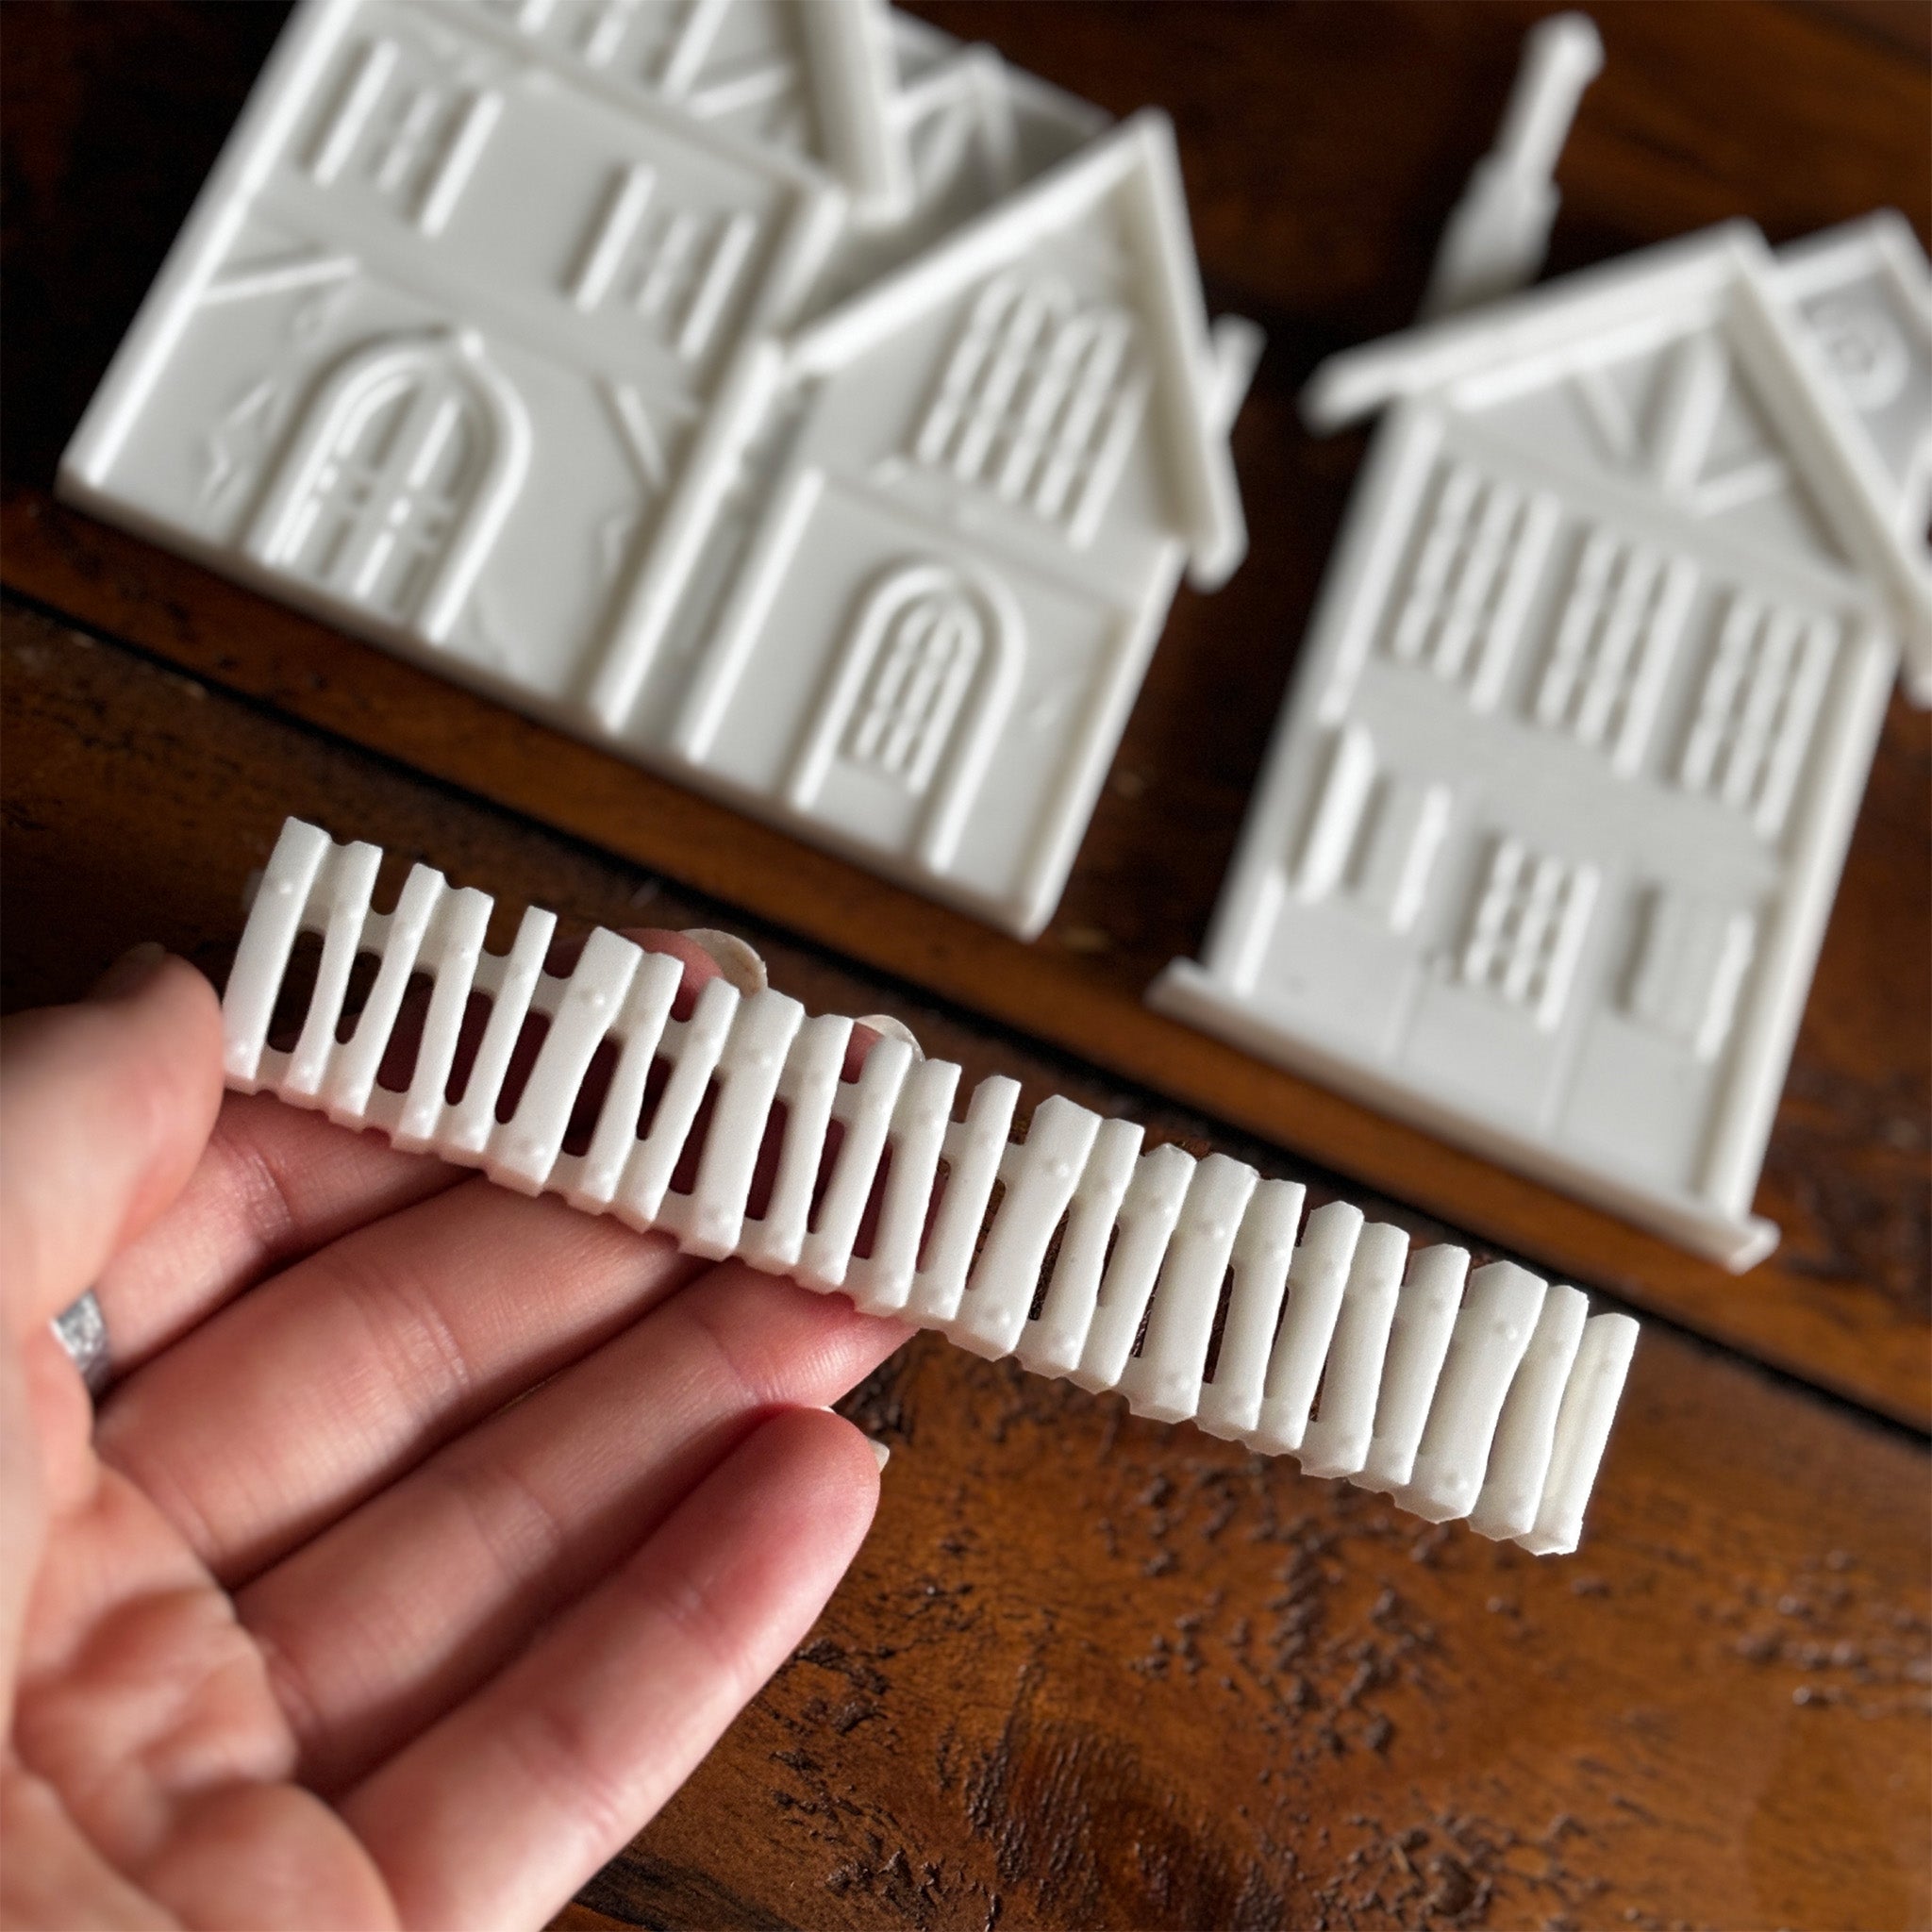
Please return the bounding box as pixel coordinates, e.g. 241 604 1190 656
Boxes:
0 948 225 1340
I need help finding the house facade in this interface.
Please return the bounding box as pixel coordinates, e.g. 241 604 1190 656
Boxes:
1155 217 1932 1269
60 0 1254 936
644 118 1253 925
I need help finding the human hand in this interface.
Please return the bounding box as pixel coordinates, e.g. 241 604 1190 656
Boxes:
1 937 908 1929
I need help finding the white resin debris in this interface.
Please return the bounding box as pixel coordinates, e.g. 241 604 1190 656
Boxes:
1152 19 1932 1273
225 816 1638 1552
58 0 1259 940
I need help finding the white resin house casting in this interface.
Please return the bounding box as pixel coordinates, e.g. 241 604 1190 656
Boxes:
60 0 1258 937
1155 20 1932 1270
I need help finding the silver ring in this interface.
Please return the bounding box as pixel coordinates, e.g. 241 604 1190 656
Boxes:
51 1290 111 1400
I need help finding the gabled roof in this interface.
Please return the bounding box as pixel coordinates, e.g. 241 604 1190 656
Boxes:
784 110 1249 590
1300 222 1760 430
1300 218 1932 689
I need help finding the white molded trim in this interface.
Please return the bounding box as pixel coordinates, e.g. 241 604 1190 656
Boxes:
585 336 788 729
58 0 369 491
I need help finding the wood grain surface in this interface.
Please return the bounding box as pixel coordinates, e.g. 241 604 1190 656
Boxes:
4 1 1929 1924
5 604 1928 1932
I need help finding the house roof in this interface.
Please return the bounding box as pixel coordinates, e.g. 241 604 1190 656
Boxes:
1300 217 1932 693
784 109 1250 590
1300 222 1760 431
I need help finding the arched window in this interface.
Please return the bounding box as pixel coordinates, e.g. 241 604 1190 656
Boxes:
787 560 1024 872
247 334 529 642
842 580 984 793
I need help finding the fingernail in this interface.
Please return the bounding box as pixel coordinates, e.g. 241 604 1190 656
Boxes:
682 928 767 998
869 1438 891 1472
91 941 169 1003
856 1013 923 1060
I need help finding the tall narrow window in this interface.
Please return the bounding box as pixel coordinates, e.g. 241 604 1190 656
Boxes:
276 370 478 621
914 274 1144 540
1623 887 1757 1063
1531 529 1696 774
308 37 500 235
842 584 984 793
1384 459 1557 708
1677 591 1837 837
248 337 530 643
786 560 1024 873
568 164 757 361
492 0 811 147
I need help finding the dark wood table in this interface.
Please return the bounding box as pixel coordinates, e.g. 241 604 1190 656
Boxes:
5 5 1927 1926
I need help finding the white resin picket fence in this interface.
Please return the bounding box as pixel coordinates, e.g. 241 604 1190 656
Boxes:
224 818 1637 1553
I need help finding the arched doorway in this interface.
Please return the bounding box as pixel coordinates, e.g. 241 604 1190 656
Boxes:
787 558 1024 871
